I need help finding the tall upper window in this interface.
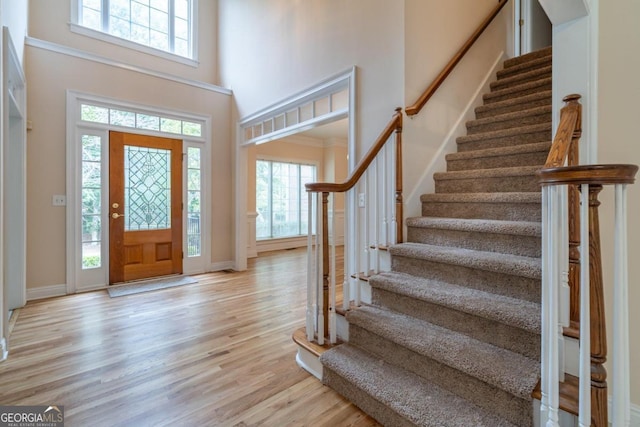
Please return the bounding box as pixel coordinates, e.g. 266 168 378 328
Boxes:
256 160 316 240
77 0 194 59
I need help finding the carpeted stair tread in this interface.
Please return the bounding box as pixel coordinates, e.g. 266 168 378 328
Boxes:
434 165 541 182
497 55 552 80
503 46 552 68
346 305 540 399
390 242 541 280
446 141 551 163
321 345 517 427
446 141 551 171
369 271 540 334
434 165 542 193
457 123 551 152
420 191 540 204
475 90 551 119
457 122 551 145
490 65 552 91
466 105 552 134
406 216 541 237
483 77 552 104
406 216 542 257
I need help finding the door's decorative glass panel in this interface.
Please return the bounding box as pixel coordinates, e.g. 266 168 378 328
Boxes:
187 147 201 256
81 134 102 269
124 145 171 230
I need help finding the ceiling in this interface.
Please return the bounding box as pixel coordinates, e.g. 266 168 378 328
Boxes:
300 118 349 140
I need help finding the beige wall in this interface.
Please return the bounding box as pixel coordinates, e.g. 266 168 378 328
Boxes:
24 46 232 289
403 0 514 216
598 0 640 406
218 0 404 162
28 0 218 84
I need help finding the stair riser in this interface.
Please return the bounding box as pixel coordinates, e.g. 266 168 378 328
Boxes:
447 150 548 172
475 94 551 119
372 288 540 359
391 255 540 302
349 326 533 427
497 57 551 80
503 47 552 68
407 226 541 257
484 80 552 104
457 129 551 152
491 68 551 92
421 200 541 222
323 368 416 427
466 111 550 135
435 174 540 193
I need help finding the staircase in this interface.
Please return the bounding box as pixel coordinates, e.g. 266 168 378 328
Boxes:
320 47 552 426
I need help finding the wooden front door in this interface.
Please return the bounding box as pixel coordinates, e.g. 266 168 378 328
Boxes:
109 131 183 284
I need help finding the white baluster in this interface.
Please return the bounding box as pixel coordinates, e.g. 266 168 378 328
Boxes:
612 183 630 427
578 183 591 427
546 186 560 427
354 186 361 306
344 189 353 311
329 194 337 344
382 144 388 248
317 192 324 345
373 156 379 274
541 185 550 426
363 172 370 277
390 138 397 244
306 191 314 342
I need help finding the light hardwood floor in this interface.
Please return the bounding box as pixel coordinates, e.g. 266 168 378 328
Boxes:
0 248 379 427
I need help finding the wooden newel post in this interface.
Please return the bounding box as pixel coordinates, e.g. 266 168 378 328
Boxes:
322 192 330 338
566 94 582 338
587 184 608 427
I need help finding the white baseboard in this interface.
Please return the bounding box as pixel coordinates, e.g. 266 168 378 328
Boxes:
209 261 235 272
404 51 506 217
257 236 308 253
26 284 67 301
0 338 7 362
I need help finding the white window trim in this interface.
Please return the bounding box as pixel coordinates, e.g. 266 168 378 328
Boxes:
66 90 211 293
234 67 357 271
70 0 199 67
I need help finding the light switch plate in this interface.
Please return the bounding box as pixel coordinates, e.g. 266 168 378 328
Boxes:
52 195 66 206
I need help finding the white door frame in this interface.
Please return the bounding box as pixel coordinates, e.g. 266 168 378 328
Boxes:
66 91 212 293
234 67 357 270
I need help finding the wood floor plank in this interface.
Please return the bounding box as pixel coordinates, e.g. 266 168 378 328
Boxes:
0 248 380 426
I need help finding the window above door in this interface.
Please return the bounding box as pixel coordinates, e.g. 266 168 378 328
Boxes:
70 0 198 65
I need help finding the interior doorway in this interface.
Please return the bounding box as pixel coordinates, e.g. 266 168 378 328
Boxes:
108 131 183 284
519 0 552 54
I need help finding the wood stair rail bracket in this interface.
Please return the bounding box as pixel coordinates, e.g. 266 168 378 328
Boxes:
405 0 510 117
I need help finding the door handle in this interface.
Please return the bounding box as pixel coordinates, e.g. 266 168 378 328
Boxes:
112 213 125 219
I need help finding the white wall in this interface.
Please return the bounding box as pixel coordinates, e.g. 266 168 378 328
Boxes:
403 0 514 218
1 0 28 63
28 0 218 84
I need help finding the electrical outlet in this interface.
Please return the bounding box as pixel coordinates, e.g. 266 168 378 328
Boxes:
358 193 365 208
52 195 66 206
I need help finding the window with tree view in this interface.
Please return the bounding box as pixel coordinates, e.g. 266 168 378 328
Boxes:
78 0 193 58
82 134 103 269
256 160 316 240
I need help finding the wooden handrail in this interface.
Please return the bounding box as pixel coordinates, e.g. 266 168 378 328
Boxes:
405 0 510 116
305 108 403 193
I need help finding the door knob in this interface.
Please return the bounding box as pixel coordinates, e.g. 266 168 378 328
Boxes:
112 213 125 219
